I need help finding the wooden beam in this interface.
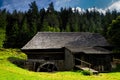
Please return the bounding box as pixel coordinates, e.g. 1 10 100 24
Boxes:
75 58 92 66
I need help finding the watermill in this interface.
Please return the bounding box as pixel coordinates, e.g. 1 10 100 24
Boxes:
37 62 58 72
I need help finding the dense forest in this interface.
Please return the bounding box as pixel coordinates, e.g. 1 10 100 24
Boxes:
0 1 120 49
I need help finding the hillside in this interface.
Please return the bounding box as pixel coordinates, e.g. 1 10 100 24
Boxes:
0 49 120 80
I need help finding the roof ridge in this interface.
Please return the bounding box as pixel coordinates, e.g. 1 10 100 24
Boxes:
37 32 93 34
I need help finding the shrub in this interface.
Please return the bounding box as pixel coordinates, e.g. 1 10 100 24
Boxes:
82 70 93 76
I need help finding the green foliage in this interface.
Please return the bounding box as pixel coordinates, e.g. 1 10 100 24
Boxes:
112 48 120 53
107 16 120 47
21 18 29 33
28 1 38 20
42 25 60 32
12 21 19 35
47 2 54 12
0 9 7 29
66 24 71 32
112 64 120 72
82 70 93 76
0 28 5 48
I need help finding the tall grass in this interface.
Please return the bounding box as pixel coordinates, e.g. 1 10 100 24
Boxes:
0 49 120 80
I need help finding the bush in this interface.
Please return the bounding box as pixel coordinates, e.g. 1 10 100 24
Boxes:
82 70 93 76
112 64 120 72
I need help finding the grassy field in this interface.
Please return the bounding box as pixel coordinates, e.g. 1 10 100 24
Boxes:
0 49 120 80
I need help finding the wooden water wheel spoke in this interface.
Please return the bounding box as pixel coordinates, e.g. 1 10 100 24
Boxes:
37 62 58 72
41 66 48 70
51 65 55 71
47 64 55 72
47 64 51 71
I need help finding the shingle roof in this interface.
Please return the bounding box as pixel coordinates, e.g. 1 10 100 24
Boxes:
66 46 111 54
21 32 109 50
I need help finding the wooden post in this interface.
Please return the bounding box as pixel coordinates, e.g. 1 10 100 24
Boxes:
81 56 84 67
101 65 104 72
33 62 36 71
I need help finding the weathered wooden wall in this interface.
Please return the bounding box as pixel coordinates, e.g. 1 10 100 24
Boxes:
23 49 65 71
64 49 74 70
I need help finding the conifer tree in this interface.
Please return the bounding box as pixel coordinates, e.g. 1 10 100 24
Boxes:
107 16 120 47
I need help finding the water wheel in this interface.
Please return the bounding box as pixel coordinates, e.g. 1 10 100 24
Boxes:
37 62 58 72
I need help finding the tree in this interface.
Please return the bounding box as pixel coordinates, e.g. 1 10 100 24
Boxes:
27 1 38 36
0 9 7 29
59 8 69 30
28 1 38 20
4 21 19 48
66 23 71 32
107 16 120 47
16 17 31 47
42 2 59 31
38 8 46 31
42 20 60 32
47 2 54 13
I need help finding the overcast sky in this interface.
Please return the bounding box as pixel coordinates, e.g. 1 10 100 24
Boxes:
0 0 120 12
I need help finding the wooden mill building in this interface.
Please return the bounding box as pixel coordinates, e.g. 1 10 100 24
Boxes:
21 32 112 72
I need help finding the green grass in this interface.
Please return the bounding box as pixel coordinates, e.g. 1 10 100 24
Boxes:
0 49 120 80
0 28 5 48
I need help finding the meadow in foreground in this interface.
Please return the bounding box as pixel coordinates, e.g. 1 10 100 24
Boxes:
0 49 120 80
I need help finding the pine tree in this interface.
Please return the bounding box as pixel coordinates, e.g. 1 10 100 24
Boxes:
42 2 59 31
107 16 120 47
0 9 7 29
27 1 38 36
66 23 71 32
47 2 54 13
